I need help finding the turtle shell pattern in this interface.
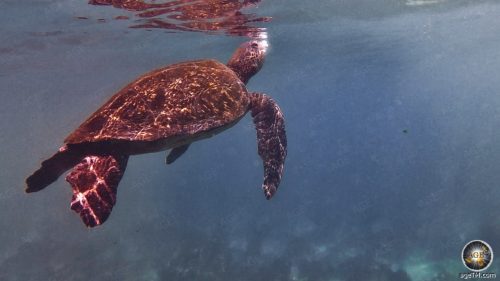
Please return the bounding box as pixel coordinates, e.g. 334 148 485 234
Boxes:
65 60 249 144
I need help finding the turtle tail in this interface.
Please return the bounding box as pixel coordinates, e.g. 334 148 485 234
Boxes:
26 147 84 193
66 155 128 227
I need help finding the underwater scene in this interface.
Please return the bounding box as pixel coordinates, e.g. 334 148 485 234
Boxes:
1 0 500 280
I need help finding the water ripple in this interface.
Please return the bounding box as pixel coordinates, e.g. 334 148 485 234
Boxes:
87 0 270 38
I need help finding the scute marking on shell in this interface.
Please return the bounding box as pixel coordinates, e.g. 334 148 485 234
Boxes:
65 60 249 144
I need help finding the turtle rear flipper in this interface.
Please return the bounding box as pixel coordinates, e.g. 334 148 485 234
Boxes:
249 93 287 199
66 155 128 227
26 148 83 193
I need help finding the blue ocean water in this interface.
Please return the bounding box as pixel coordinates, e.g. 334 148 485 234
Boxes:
1 0 500 280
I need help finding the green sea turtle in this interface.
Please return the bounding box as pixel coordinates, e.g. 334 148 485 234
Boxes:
25 40 287 227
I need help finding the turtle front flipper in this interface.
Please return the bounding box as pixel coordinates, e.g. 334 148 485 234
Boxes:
66 155 128 227
166 144 191 164
249 93 287 199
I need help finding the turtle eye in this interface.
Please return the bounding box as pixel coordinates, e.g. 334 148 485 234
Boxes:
251 42 259 48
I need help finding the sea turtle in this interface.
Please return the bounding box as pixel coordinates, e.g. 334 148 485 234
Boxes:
25 40 287 227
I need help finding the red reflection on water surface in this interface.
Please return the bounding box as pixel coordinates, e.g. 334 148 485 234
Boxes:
88 0 269 37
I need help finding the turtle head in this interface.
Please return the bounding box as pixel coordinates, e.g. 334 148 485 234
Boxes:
227 40 267 85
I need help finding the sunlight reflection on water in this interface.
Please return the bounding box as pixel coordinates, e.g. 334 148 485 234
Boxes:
85 0 270 37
